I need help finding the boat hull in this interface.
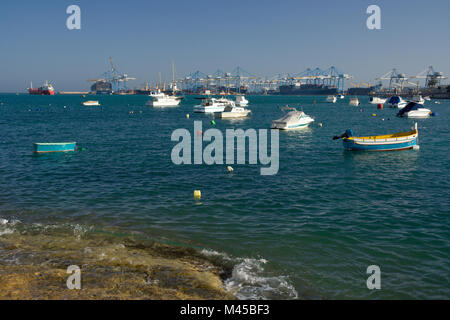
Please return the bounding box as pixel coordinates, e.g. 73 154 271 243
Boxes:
215 110 250 118
34 142 77 153
194 105 225 113
271 119 314 130
147 100 181 107
343 136 417 151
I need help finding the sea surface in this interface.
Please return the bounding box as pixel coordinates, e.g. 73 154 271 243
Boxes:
0 93 449 299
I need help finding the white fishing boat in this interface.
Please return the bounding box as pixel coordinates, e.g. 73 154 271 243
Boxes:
387 96 408 109
82 100 100 106
397 102 432 118
369 96 387 104
146 92 182 107
235 95 249 107
214 105 251 119
326 95 337 103
271 106 314 130
193 97 234 113
349 97 360 106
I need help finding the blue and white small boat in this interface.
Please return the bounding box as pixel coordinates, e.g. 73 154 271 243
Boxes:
397 102 432 118
333 124 418 151
34 142 77 153
388 96 408 109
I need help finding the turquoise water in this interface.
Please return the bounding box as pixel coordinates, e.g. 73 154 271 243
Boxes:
0 93 449 299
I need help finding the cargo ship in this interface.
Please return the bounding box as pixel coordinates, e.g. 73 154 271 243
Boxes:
28 81 55 95
278 83 338 95
90 80 112 95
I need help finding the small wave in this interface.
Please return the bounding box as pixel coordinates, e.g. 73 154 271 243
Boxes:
0 218 20 236
201 249 298 300
0 228 14 236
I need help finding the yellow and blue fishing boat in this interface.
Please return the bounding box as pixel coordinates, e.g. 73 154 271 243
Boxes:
333 124 418 151
34 142 77 153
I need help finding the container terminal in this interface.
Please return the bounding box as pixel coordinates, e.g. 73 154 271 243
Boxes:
32 59 450 99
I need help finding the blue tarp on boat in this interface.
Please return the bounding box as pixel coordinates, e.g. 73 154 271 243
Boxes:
397 102 421 117
388 96 401 104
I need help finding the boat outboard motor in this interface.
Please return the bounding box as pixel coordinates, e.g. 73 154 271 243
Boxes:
333 129 353 140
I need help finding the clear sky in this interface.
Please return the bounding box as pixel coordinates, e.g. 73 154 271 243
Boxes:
1 0 449 91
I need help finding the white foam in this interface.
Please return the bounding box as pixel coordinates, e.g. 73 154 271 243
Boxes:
201 249 298 300
0 228 14 236
0 218 8 225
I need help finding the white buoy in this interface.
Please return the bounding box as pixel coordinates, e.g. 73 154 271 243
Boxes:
227 166 234 173
318 123 323 127
413 145 420 150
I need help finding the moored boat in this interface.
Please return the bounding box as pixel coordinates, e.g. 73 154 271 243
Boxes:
349 97 360 106
235 95 249 107
34 142 77 153
82 100 100 106
369 97 387 104
193 97 234 113
333 123 418 151
271 106 314 130
146 92 182 107
396 102 432 118
214 105 251 119
387 96 408 109
326 95 337 103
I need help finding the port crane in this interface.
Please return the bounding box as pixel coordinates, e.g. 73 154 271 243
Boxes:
88 57 136 93
410 66 447 88
376 69 408 91
288 66 352 93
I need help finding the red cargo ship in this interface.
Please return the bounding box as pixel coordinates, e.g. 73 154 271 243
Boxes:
28 81 55 95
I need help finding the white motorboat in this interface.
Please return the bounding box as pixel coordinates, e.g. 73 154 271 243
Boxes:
397 102 432 118
214 105 251 119
235 95 249 107
349 97 360 106
82 100 100 106
148 89 165 97
369 96 387 104
326 95 337 103
193 97 234 113
387 96 408 109
271 106 314 130
424 96 431 101
412 95 425 105
146 92 182 107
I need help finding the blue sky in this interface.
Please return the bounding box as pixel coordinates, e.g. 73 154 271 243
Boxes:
1 0 449 91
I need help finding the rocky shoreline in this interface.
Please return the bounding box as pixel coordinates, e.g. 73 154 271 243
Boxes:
0 227 235 300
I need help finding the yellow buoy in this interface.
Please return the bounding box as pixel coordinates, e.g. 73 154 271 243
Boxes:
227 166 234 172
372 113 376 116
194 190 201 200
186 114 190 119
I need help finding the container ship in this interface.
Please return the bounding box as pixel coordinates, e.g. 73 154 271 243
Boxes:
28 81 55 95
278 83 338 95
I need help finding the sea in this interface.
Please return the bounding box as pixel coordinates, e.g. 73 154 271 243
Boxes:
0 93 448 299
